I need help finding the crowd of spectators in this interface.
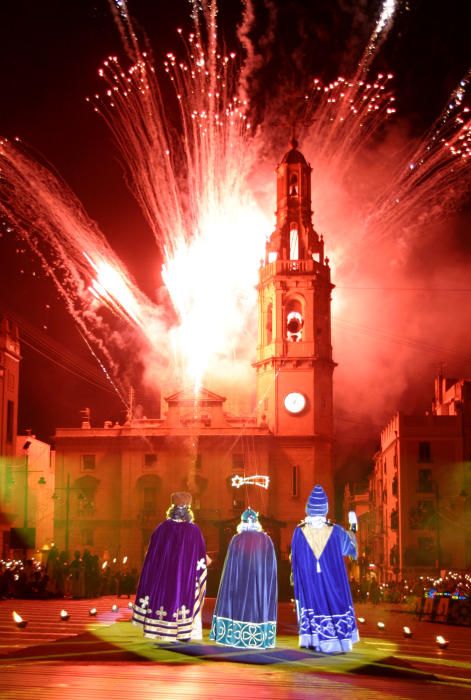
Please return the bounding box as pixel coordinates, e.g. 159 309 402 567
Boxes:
349 571 470 606
0 548 138 599
2 550 469 609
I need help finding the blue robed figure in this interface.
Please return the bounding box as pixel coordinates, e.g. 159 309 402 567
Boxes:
291 485 359 653
210 509 277 649
132 492 207 642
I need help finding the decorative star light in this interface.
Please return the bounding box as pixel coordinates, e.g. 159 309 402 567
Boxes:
231 474 270 489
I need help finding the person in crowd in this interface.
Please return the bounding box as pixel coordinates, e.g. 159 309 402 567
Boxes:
132 492 207 642
210 508 277 649
291 484 359 654
70 551 85 599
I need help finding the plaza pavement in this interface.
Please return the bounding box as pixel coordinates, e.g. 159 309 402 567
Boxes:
0 595 470 699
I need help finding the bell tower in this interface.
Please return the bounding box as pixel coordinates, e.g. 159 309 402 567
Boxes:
254 140 335 524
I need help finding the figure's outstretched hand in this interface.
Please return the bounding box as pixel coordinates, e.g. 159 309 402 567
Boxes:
206 554 213 566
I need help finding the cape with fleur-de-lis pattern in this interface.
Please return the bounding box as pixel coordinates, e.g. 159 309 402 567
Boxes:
132 518 207 641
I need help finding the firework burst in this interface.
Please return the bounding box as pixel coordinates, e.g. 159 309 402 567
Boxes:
0 0 469 408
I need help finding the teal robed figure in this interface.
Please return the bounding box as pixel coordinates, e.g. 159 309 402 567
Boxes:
210 509 277 649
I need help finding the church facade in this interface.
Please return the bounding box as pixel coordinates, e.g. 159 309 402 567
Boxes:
53 142 336 575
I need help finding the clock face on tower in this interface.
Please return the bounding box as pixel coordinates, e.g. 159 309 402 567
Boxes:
283 392 306 414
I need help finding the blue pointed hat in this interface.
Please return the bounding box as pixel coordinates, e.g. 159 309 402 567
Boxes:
306 484 328 516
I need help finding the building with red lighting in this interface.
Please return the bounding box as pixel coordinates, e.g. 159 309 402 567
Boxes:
0 318 20 554
0 319 55 557
368 375 471 582
53 142 336 579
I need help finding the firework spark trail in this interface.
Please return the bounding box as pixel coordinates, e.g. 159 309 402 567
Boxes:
366 72 471 240
298 27 469 249
0 136 162 404
359 0 400 77
299 0 399 158
94 0 268 389
302 73 396 181
1 0 470 408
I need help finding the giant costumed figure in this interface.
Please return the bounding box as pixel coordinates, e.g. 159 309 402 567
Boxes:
210 508 277 649
132 492 207 642
291 484 359 653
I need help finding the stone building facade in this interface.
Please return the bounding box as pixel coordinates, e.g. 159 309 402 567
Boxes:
368 376 471 581
53 142 336 573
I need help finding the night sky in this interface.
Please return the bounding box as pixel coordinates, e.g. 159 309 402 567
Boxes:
0 1 470 480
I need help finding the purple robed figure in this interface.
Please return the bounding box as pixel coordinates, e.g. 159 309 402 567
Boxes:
132 492 207 642
291 485 359 654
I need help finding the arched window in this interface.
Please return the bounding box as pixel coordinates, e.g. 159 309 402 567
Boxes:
289 173 298 196
289 223 299 261
136 474 162 518
285 297 304 342
75 475 99 516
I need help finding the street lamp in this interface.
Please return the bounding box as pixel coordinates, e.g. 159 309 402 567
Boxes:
433 480 441 574
52 474 87 557
22 441 31 530
52 473 71 556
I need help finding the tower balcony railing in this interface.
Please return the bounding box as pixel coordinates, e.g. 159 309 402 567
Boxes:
260 258 328 282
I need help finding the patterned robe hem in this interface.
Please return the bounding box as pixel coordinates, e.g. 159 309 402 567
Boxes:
210 616 277 649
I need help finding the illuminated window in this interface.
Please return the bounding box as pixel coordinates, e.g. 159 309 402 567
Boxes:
289 223 299 260
289 174 298 196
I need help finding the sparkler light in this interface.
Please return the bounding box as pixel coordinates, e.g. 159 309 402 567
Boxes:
231 474 270 489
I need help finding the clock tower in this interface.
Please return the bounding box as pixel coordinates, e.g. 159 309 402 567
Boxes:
254 140 335 528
